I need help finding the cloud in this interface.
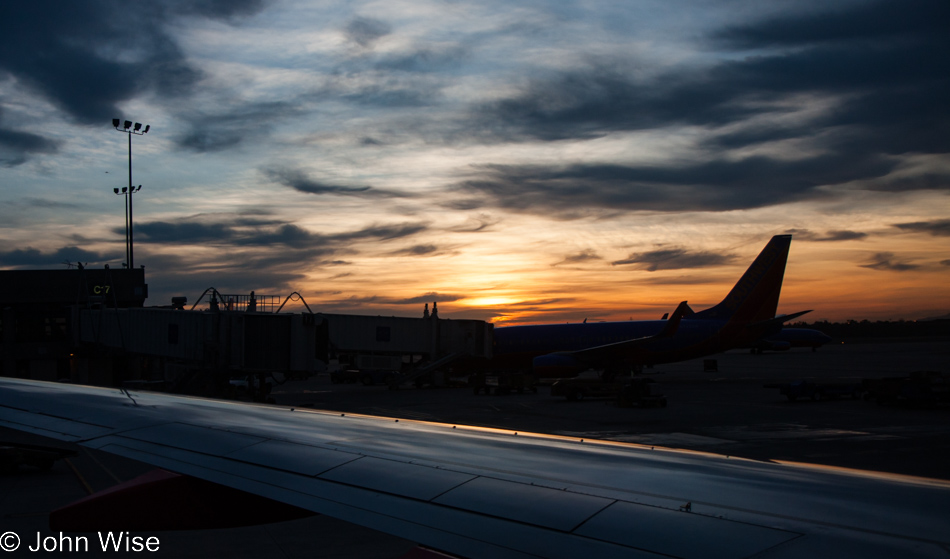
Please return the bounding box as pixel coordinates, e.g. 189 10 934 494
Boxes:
134 221 236 244
263 167 412 198
327 74 445 108
16 197 81 210
329 223 429 243
894 219 950 237
448 214 500 233
860 252 919 272
785 229 869 242
389 244 440 256
456 0 949 216
175 101 302 153
554 249 602 266
612 248 735 271
0 118 60 167
374 45 470 74
0 246 113 267
394 292 464 305
709 0 950 160
134 217 428 249
0 2 266 126
453 159 852 216
714 0 947 51
345 17 392 48
314 291 465 314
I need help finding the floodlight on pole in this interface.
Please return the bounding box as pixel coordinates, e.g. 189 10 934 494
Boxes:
113 186 130 265
112 118 150 269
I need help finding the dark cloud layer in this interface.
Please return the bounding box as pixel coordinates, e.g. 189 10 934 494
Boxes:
175 101 299 153
345 17 392 48
264 167 412 198
0 1 267 163
390 244 440 256
133 217 428 248
0 246 113 267
460 0 949 215
393 292 463 305
860 252 919 272
0 1 265 124
0 109 60 166
554 249 602 266
785 229 869 242
611 248 735 271
894 220 950 237
454 157 860 214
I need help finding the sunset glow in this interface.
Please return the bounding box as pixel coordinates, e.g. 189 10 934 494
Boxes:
1 1 947 325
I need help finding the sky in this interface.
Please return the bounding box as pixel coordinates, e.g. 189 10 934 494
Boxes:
1 0 948 325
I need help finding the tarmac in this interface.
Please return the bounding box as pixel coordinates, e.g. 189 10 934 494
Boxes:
1 339 947 557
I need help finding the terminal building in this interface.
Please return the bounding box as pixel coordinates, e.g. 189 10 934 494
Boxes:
0 267 146 381
0 268 492 392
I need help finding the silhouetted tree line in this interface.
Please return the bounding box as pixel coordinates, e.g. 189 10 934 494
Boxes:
788 319 950 340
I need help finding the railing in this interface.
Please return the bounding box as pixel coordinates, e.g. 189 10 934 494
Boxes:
190 288 281 313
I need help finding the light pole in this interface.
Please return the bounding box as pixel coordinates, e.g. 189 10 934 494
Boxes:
112 119 149 269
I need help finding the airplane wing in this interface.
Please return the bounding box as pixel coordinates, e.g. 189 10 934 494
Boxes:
582 301 691 353
1 378 949 559
532 301 695 374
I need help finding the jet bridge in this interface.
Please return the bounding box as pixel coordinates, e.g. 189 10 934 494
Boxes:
72 299 492 389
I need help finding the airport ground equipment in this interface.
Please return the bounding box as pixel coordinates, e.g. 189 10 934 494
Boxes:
616 378 667 408
552 377 666 407
330 354 404 385
470 372 537 395
765 380 862 402
388 352 462 389
863 371 950 407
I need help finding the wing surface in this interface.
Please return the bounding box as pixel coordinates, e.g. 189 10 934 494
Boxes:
569 300 691 360
1 378 949 559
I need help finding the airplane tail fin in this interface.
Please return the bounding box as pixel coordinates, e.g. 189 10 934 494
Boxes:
694 235 792 325
656 301 689 338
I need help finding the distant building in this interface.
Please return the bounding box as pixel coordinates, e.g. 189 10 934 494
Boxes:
0 267 147 381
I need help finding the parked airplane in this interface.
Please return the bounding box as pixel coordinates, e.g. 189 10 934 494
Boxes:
493 235 810 377
0 378 948 558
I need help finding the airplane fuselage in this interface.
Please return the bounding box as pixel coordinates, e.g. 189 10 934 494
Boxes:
493 318 727 375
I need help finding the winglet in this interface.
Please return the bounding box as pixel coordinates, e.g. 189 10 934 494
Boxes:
656 301 689 338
